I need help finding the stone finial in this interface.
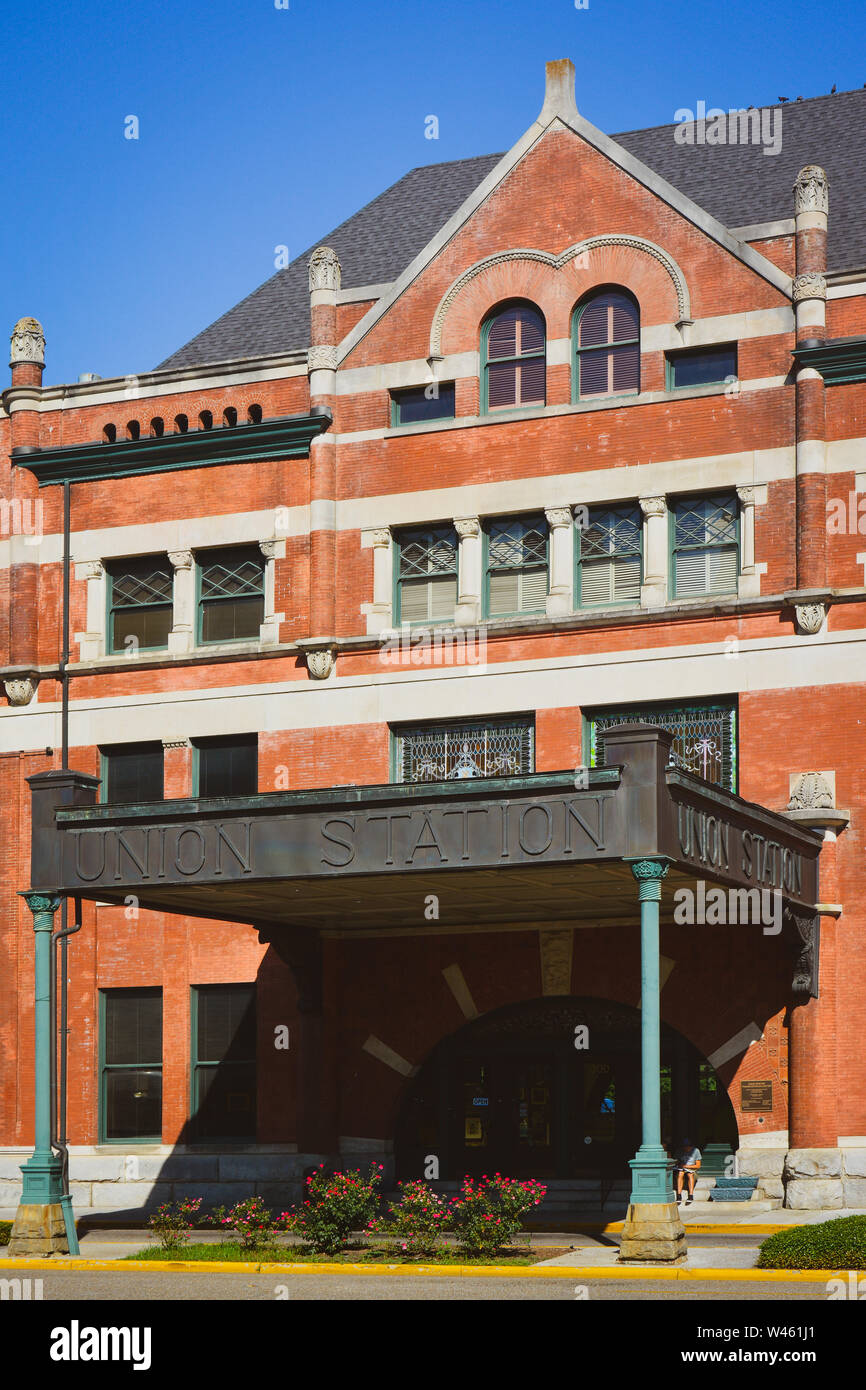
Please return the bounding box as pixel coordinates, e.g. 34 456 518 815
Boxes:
308 246 342 294
538 58 580 125
787 771 834 812
793 165 829 216
10 317 45 368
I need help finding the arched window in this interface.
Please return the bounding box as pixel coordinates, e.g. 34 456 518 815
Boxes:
223 406 237 428
174 414 189 434
102 423 117 444
149 417 164 438
126 420 140 441
574 289 640 399
199 410 213 430
482 303 546 412
247 403 262 424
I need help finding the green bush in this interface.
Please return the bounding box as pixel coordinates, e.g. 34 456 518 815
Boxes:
148 1198 202 1250
757 1216 866 1270
0 1221 11 1247
383 1179 450 1256
449 1175 547 1256
282 1165 383 1255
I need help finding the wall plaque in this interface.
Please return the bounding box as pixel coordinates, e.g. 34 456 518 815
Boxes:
741 1080 774 1112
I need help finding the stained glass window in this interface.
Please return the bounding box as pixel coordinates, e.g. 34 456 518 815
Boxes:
587 701 737 792
395 717 534 783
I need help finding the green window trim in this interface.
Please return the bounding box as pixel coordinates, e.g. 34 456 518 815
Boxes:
99 743 165 806
480 302 547 415
191 734 259 798
195 546 266 646
105 555 174 656
393 525 458 626
668 493 740 600
574 504 643 609
99 988 163 1145
572 289 640 403
482 515 549 619
665 344 738 391
390 382 456 427
190 984 257 1143
584 698 738 793
391 715 536 784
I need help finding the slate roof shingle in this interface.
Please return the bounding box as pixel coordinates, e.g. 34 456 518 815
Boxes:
158 90 866 372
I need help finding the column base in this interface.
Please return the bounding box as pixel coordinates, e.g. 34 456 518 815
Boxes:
7 1202 70 1255
618 1202 687 1264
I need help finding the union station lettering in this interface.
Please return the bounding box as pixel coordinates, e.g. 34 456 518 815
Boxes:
676 804 803 895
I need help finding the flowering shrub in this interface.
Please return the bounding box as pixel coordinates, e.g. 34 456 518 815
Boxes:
383 1179 450 1256
281 1164 384 1255
218 1196 280 1251
148 1197 202 1250
449 1174 546 1255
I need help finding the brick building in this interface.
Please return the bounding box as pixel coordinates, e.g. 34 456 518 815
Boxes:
1 62 865 1238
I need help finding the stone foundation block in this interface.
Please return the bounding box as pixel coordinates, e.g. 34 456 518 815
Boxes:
842 1150 866 1179
737 1148 786 1178
88 1182 170 1210
7 1203 68 1255
784 1148 842 1179
757 1177 784 1200
842 1177 866 1207
218 1155 302 1182
617 1202 687 1264
784 1178 844 1209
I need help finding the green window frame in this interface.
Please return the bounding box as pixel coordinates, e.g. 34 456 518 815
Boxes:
99 742 164 804
190 984 256 1141
484 514 549 618
105 555 173 654
192 734 258 798
669 493 739 599
394 525 458 625
390 382 456 426
99 988 163 1143
575 504 642 607
392 715 535 783
666 344 737 391
586 699 738 792
196 546 265 645
573 289 640 401
481 302 546 414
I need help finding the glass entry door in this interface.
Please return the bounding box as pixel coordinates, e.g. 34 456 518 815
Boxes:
455 1057 556 1177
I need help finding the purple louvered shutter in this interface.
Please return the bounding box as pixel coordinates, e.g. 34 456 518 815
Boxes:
579 350 611 396
611 296 638 341
611 343 640 393
519 310 545 355
518 356 546 405
578 299 610 348
488 310 519 359
487 360 517 408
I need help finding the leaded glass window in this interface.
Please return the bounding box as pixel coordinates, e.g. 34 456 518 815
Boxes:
587 701 737 792
671 494 738 598
191 984 256 1140
397 525 458 624
484 303 546 411
106 555 173 653
101 989 162 1142
486 515 548 616
395 717 534 783
577 505 642 606
198 546 265 643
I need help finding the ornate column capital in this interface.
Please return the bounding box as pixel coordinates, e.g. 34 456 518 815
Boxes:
20 891 62 921
453 516 480 539
792 272 827 303
793 165 829 216
75 559 104 583
370 527 391 548
308 246 342 293
736 485 756 507
10 317 45 368
629 858 670 901
639 496 666 518
258 539 284 561
168 549 193 569
794 602 826 635
4 678 38 706
307 344 338 372
544 506 572 529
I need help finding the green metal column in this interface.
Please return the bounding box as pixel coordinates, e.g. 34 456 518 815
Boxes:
626 859 674 1204
18 893 65 1205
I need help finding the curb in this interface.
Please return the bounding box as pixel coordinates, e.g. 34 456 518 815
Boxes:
0 1256 862 1281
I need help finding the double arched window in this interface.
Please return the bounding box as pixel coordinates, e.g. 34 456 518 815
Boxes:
573 289 640 399
482 302 546 412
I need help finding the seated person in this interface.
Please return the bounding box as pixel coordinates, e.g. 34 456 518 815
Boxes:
673 1138 702 1204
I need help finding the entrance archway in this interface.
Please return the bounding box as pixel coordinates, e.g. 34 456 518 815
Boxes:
395 997 738 1182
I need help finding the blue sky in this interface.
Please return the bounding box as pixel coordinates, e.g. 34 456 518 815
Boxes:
2 0 862 386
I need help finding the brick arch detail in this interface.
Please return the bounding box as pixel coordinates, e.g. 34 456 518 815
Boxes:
431 236 692 356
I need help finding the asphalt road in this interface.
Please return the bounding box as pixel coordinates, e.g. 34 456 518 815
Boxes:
21 1272 832 1300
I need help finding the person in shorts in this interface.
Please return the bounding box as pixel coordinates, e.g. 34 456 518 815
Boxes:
673 1138 701 1204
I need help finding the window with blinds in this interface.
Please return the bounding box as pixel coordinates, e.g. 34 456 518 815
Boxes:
485 515 548 616
667 344 737 390
101 743 164 804
671 495 738 598
574 290 640 399
394 717 535 782
197 546 265 643
100 989 163 1141
587 701 737 792
106 555 173 653
484 303 546 412
397 525 458 624
577 505 642 606
191 984 256 1140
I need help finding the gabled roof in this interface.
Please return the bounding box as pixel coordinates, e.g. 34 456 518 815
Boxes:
158 86 866 372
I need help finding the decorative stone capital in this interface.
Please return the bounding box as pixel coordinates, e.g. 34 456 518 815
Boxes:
794 602 825 635
736 485 757 507
792 272 827 303
630 859 670 884
76 560 104 582
4 678 37 706
308 246 342 293
793 165 829 216
639 496 666 518
168 549 193 570
258 539 282 561
307 344 338 372
787 771 834 811
370 528 391 548
10 317 45 368
306 646 336 680
454 517 480 539
544 507 572 529
20 891 62 920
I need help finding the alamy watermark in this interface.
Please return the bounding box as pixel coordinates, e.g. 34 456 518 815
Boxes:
673 879 782 935
380 625 487 668
674 102 782 157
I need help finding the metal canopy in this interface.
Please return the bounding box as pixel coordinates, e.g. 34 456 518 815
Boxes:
27 726 822 935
